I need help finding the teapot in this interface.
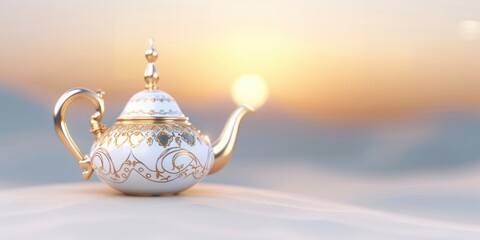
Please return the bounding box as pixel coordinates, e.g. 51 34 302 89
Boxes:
53 40 254 195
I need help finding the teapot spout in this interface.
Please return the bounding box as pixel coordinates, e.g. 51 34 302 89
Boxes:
209 105 255 175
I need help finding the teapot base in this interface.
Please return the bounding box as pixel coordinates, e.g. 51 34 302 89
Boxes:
96 169 204 196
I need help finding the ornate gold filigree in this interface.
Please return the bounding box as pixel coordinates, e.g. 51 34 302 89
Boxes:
91 147 211 183
146 137 153 146
128 96 174 103
120 109 182 117
97 123 202 149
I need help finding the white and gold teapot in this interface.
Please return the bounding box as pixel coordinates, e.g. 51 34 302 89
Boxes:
54 40 254 195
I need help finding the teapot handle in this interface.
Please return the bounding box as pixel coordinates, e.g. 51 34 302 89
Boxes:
53 88 106 180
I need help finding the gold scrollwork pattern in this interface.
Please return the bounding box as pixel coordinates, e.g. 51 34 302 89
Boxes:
97 123 203 149
91 147 210 183
128 95 174 103
120 109 182 117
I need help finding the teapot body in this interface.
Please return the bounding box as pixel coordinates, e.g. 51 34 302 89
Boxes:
90 121 214 195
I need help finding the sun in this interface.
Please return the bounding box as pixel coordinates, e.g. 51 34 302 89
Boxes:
231 75 269 109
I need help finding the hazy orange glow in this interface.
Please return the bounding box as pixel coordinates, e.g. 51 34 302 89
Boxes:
0 1 479 121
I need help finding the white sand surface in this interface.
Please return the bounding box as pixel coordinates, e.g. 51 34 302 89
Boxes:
0 183 479 240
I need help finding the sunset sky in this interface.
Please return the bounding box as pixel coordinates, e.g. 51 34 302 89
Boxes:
2 3 480 235
0 0 479 121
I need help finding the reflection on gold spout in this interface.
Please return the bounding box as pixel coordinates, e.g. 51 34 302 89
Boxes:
209 105 255 175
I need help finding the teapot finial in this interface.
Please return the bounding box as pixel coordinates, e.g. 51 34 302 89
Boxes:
144 38 159 90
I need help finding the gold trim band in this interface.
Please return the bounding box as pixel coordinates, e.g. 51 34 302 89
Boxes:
116 117 189 124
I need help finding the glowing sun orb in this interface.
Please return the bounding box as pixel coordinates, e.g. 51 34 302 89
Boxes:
232 74 269 109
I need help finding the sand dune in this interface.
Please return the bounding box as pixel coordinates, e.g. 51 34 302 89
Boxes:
0 183 479 239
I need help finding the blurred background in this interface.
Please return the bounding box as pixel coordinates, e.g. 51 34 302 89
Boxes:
0 0 479 226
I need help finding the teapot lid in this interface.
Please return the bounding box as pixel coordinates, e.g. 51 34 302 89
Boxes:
117 39 186 121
